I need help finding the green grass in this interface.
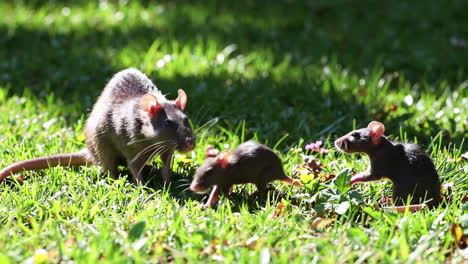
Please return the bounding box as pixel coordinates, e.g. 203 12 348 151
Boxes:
0 0 467 263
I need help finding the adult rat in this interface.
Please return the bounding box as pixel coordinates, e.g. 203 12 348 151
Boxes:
334 121 441 210
190 141 301 207
0 68 195 184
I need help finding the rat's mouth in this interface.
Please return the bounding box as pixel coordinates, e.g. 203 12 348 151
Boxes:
190 183 210 194
178 138 195 153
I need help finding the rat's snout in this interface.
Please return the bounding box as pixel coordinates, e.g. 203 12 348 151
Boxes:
186 137 195 150
335 138 349 152
190 182 209 194
335 138 344 149
179 137 195 153
190 182 200 192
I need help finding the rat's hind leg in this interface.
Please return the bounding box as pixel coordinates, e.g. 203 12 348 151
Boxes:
259 167 301 189
92 139 122 180
100 158 121 180
127 158 148 184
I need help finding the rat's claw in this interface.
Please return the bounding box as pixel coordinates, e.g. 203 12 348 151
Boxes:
199 203 210 209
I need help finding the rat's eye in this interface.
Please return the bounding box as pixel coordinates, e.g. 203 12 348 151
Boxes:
164 120 177 128
351 132 360 138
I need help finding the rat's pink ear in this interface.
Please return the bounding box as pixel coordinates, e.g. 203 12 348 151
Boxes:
216 151 232 169
140 94 163 117
368 121 385 143
205 145 220 158
175 89 187 110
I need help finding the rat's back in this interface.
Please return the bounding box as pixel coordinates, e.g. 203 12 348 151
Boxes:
84 68 163 164
233 140 278 163
401 143 438 178
229 140 286 183
104 68 163 104
394 142 441 206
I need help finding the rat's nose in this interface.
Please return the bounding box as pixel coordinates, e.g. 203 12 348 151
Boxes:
190 183 200 192
334 139 343 149
179 137 195 153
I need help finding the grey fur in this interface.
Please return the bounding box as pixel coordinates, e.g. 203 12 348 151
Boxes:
0 68 195 184
85 68 195 183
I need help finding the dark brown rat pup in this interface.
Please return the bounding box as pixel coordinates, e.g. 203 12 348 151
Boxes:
0 68 195 184
190 140 301 207
334 121 441 209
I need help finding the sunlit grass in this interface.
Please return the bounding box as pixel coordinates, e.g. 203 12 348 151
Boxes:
0 0 467 263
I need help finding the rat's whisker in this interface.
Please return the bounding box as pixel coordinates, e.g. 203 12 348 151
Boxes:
131 141 169 163
194 117 219 134
196 106 210 127
178 184 191 189
131 146 157 164
181 187 191 193
131 145 159 164
175 178 190 183
192 104 206 125
127 137 158 146
136 144 169 176
133 142 168 168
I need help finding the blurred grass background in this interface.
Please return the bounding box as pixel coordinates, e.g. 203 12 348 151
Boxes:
1 0 466 145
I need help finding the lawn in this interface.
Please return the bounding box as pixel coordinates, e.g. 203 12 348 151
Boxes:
0 0 467 263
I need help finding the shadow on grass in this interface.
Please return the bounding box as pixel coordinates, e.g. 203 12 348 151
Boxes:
3 0 466 94
134 164 289 211
1 0 466 144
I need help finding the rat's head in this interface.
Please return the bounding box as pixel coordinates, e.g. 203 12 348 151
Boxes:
190 150 232 193
334 121 385 154
139 89 195 153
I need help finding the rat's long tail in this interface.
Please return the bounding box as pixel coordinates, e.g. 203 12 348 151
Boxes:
0 149 93 182
280 175 303 187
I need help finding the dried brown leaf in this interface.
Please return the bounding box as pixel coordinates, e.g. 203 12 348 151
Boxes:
451 223 468 249
311 217 333 230
244 235 259 250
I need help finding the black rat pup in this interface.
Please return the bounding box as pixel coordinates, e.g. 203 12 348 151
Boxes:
335 121 441 210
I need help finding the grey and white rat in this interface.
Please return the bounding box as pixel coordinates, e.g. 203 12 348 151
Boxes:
190 140 301 207
0 68 195 184
334 121 441 209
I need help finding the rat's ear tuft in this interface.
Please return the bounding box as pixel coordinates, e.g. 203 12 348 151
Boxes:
367 121 384 129
216 151 232 169
175 89 187 110
368 121 385 143
140 94 163 116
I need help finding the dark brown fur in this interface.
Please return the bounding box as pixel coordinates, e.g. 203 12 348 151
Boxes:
190 140 300 207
